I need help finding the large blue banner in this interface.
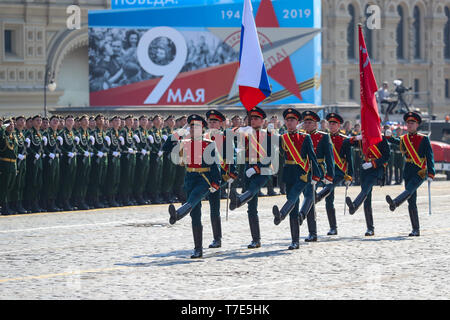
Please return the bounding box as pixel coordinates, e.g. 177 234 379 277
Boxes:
89 0 321 107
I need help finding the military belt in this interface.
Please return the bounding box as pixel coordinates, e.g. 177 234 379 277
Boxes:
0 157 16 163
186 167 210 173
285 160 297 165
405 158 425 163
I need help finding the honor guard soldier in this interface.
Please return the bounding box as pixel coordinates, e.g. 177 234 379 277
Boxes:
385 112 435 236
42 115 64 212
119 115 137 206
73 115 93 211
24 115 45 213
298 110 335 242
272 108 321 250
205 110 238 249
58 115 79 211
0 119 18 215
229 106 274 249
147 115 164 204
165 114 221 258
87 114 109 208
10 115 29 214
314 113 354 236
105 116 123 207
133 115 152 205
346 130 390 236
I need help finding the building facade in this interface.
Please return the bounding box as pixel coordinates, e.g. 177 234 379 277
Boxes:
0 0 449 118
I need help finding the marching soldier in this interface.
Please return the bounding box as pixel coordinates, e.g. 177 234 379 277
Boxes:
229 107 274 249
161 115 177 203
0 119 18 215
41 115 63 212
346 131 390 236
385 112 435 236
272 108 321 250
105 116 122 207
204 110 238 249
147 115 164 204
58 115 78 211
133 115 151 205
165 114 221 258
118 115 137 206
314 113 353 236
298 110 335 242
10 115 29 214
73 115 93 210
87 114 109 208
24 115 45 213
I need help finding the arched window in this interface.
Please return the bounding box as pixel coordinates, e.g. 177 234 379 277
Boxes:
445 7 450 60
396 6 405 59
364 5 373 59
347 4 356 60
413 6 421 59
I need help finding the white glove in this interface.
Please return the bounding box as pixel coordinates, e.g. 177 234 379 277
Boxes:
209 187 218 193
323 178 333 185
97 151 104 158
84 151 90 157
355 135 363 141
49 153 55 160
427 177 433 182
34 153 40 160
267 123 274 132
128 148 133 154
89 136 95 145
176 129 187 137
344 180 352 187
148 135 154 144
133 134 141 144
311 179 317 186
104 136 111 146
18 154 25 161
157 151 163 157
42 136 48 146
362 162 373 170
113 151 120 157
385 129 392 137
74 136 80 144
238 126 253 134
141 149 147 156
162 135 168 141
25 138 31 147
246 168 257 178
68 152 74 158
90 152 94 157
56 136 63 146
227 178 234 184
119 136 125 146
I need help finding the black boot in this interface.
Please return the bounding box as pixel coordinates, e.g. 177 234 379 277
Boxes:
47 199 59 212
326 208 338 235
247 214 261 248
288 215 300 250
386 190 411 212
108 195 120 207
31 200 43 213
78 198 90 211
209 215 222 248
267 186 278 196
346 191 367 215
1 202 14 215
315 185 332 203
408 207 420 236
168 203 193 225
230 190 254 211
14 201 27 214
273 200 295 225
364 205 375 236
279 183 286 195
191 225 203 259
63 199 74 211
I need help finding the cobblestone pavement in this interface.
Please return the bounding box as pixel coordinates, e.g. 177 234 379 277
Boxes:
1 181 449 300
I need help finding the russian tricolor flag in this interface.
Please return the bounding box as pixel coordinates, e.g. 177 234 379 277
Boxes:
237 0 271 111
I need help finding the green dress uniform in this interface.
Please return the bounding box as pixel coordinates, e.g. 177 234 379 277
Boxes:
164 114 221 259
385 112 435 236
72 127 93 210
0 125 18 215
24 126 44 213
133 125 151 205
9 127 28 214
87 127 109 208
147 127 164 204
118 125 137 206
272 108 321 250
58 127 78 211
161 126 177 203
105 127 122 207
41 127 63 212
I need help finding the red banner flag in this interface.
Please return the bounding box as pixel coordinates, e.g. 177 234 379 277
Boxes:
358 24 382 155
